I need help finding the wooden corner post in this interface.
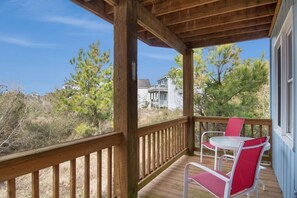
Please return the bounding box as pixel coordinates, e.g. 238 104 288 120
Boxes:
114 0 138 197
183 48 194 155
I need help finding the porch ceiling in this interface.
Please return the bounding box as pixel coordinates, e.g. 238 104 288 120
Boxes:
72 0 281 51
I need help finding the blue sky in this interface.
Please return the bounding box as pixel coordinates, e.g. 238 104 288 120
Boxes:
0 0 270 95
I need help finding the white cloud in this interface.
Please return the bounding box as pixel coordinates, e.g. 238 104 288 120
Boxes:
43 15 111 31
139 52 174 61
0 36 57 48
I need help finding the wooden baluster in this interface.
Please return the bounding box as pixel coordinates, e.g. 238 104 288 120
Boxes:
107 147 112 198
164 129 168 162
161 130 164 165
53 164 59 198
138 138 141 179
142 136 146 178
180 124 183 151
251 124 254 137
32 171 39 198
260 125 263 137
97 151 102 198
148 134 151 173
172 126 175 155
170 127 173 158
152 132 156 171
178 124 181 152
84 154 90 198
7 178 16 198
182 123 184 149
70 159 76 198
174 125 178 155
157 131 160 168
199 122 202 147
242 124 246 136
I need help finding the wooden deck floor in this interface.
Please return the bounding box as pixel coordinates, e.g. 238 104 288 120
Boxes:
138 155 282 198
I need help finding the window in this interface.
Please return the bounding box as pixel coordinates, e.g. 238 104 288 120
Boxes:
274 7 294 142
277 46 282 127
286 30 293 137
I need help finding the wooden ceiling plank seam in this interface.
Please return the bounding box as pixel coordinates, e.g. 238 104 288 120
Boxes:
147 17 273 40
188 31 269 48
137 2 186 54
160 0 277 26
177 17 273 39
150 0 219 16
268 0 283 36
169 4 276 34
138 3 276 34
182 26 271 43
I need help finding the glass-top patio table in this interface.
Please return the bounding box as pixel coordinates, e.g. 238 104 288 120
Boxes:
210 136 270 170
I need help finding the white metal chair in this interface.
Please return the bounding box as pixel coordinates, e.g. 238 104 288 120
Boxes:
200 117 245 163
185 137 269 198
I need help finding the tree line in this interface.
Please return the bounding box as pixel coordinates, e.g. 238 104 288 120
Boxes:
0 42 269 155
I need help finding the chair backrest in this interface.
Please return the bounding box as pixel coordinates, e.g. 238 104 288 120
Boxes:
229 137 268 196
225 117 245 136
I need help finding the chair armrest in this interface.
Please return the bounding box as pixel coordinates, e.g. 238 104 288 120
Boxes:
201 131 225 143
184 162 229 182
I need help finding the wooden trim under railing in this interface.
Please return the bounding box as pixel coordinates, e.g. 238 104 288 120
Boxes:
194 116 272 162
0 131 122 198
137 116 188 190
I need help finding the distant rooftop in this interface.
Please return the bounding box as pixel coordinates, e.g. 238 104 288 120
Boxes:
138 79 151 89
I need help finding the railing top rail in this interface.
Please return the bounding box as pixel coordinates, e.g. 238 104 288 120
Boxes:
194 116 272 125
138 116 188 137
0 131 122 181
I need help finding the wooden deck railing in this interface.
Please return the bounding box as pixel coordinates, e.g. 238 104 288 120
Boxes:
194 116 272 162
137 117 188 189
0 131 122 198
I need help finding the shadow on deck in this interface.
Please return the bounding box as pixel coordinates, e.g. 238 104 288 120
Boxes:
138 155 282 198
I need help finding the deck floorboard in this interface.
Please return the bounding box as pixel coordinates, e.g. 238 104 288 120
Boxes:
138 155 282 198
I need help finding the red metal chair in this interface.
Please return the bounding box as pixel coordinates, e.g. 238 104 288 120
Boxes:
184 137 269 198
200 117 245 163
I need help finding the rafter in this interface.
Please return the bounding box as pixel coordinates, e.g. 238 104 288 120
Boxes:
187 31 269 48
148 0 218 16
137 2 186 53
177 16 273 39
169 4 275 34
159 0 277 26
181 24 271 43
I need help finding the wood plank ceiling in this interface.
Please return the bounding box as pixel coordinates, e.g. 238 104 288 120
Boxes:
72 0 281 50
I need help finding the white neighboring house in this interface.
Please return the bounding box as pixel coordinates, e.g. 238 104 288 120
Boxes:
138 79 151 108
148 76 182 110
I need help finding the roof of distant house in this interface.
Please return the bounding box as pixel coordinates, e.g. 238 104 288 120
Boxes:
138 79 151 89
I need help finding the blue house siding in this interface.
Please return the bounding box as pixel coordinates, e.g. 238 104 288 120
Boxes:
271 0 296 197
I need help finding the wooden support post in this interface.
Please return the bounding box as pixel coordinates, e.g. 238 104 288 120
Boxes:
114 0 138 197
183 48 194 155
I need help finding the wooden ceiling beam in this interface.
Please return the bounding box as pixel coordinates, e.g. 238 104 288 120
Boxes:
169 4 275 34
160 0 277 26
177 16 273 39
187 31 269 48
181 24 271 43
137 2 186 54
148 0 219 16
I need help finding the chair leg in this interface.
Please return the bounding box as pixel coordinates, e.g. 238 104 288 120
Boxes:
200 145 203 163
254 188 259 198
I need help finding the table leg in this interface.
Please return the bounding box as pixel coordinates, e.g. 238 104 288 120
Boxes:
214 146 217 170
